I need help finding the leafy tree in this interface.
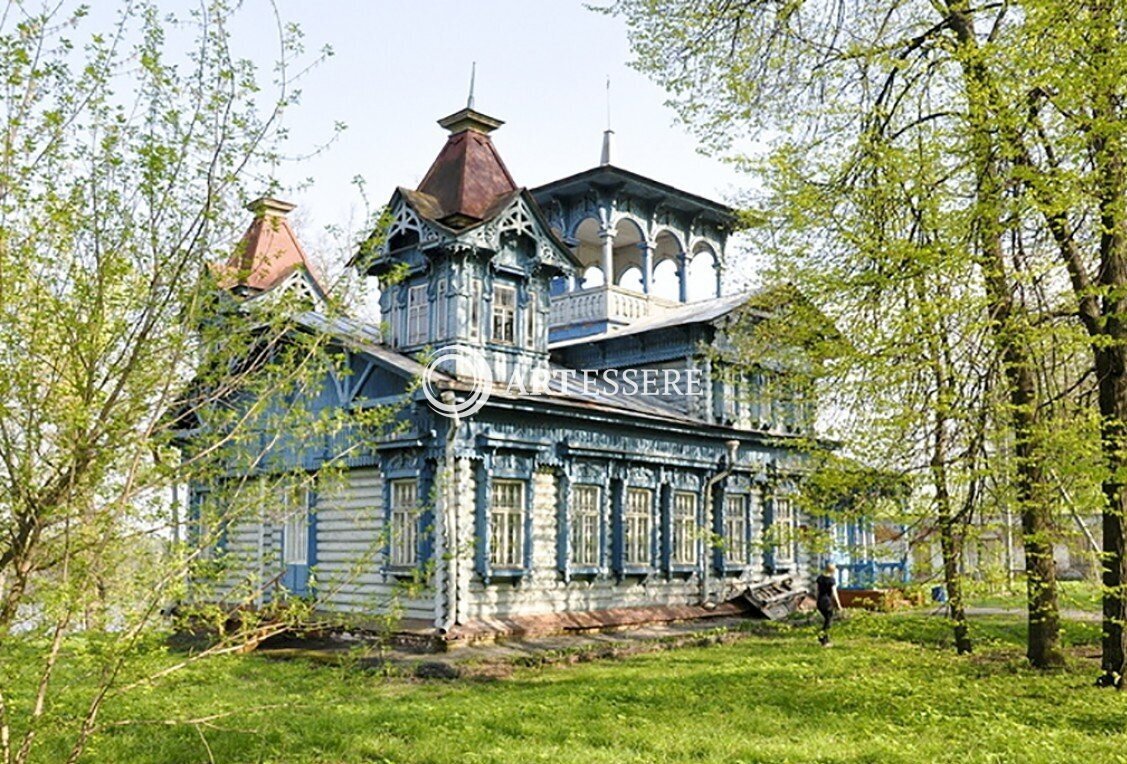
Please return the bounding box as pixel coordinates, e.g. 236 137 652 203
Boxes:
601 0 1101 668
0 3 403 761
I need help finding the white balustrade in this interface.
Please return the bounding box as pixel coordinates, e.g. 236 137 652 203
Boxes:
549 285 680 329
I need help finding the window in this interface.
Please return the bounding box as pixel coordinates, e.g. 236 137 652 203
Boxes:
624 488 652 566
490 480 524 568
724 495 748 564
749 373 763 427
672 492 697 565
492 284 516 344
525 301 536 348
435 281 447 340
735 378 751 429
282 488 309 566
774 496 795 566
721 375 738 425
195 491 226 560
571 485 601 567
761 375 775 430
390 479 419 567
469 278 482 341
406 284 429 345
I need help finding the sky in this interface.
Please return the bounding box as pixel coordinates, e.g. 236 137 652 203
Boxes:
227 0 753 281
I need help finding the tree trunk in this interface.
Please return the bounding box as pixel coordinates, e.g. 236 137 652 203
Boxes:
931 400 971 654
1096 346 1127 686
921 274 972 655
935 471 972 655
944 0 1064 669
1012 361 1064 668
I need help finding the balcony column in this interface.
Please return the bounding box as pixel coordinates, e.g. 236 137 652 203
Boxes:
677 251 689 302
564 236 580 290
714 259 724 298
599 225 616 286
638 240 654 295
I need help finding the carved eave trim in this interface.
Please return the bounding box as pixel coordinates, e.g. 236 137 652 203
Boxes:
450 192 580 274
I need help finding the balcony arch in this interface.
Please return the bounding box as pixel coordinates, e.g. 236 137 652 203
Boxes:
618 265 644 293
653 229 686 302
581 264 605 288
687 242 720 301
652 258 681 302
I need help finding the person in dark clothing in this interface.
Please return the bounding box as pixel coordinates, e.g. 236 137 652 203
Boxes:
815 563 843 646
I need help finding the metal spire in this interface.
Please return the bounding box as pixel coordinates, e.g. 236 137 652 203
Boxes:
467 62 477 110
601 76 614 166
606 75 612 130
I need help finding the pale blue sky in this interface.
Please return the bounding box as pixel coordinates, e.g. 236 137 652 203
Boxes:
248 1 750 266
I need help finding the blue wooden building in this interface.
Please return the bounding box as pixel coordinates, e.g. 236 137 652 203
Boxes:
189 102 893 642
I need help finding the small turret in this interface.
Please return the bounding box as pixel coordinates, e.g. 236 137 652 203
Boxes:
218 197 325 301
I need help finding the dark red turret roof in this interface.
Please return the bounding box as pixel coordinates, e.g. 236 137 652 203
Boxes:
414 107 517 229
218 197 323 294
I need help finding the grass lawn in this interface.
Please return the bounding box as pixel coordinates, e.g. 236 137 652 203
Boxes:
963 580 1103 613
15 612 1127 764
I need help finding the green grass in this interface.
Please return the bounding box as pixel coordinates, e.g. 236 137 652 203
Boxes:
14 612 1127 764
964 579 1103 612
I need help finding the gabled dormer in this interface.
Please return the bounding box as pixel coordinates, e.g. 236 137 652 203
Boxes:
355 104 579 384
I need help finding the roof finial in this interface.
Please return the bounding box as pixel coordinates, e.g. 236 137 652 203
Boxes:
600 76 614 166
606 75 612 131
467 61 477 110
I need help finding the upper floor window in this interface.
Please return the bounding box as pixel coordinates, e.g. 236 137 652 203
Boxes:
492 284 516 344
469 278 482 342
406 284 429 346
389 478 419 567
525 300 536 348
490 479 524 568
624 487 652 566
435 281 447 341
724 494 749 564
721 378 739 425
571 484 601 567
672 492 697 565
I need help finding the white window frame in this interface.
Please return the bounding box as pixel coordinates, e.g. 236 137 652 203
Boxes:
492 284 516 344
672 491 697 565
282 487 309 566
490 479 525 569
390 478 419 567
624 487 653 566
571 484 601 567
724 494 749 564
406 284 429 346
773 496 796 566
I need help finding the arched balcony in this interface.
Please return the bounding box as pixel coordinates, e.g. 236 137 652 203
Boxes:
531 166 733 340
547 215 689 333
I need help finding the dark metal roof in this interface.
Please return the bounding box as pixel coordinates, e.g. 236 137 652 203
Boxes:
416 124 517 228
529 164 735 226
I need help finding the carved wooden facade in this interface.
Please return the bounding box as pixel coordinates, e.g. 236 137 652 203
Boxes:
186 104 901 638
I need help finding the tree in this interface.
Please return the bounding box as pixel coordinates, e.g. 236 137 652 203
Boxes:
0 3 402 762
602 0 1081 667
